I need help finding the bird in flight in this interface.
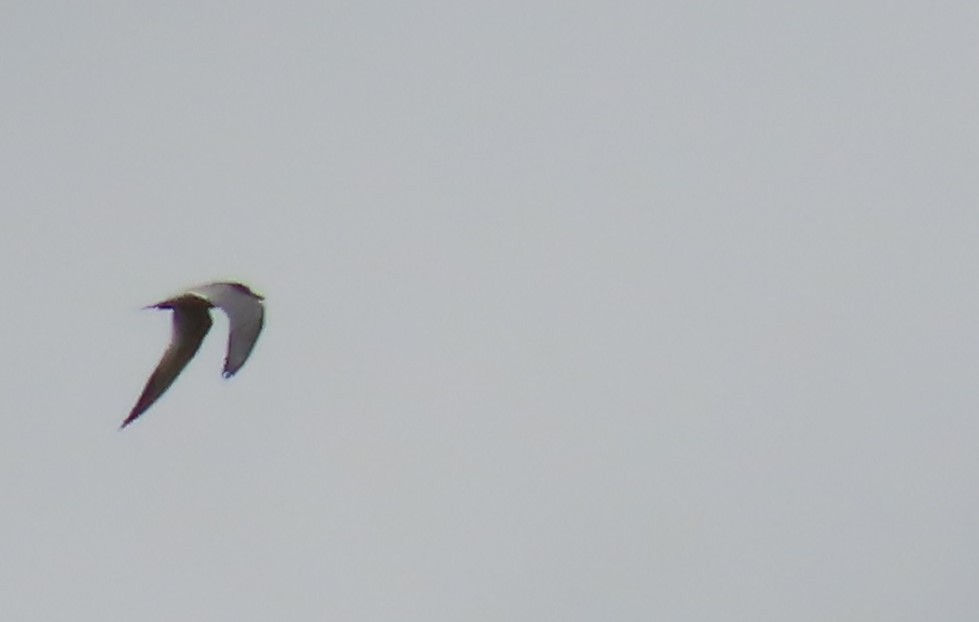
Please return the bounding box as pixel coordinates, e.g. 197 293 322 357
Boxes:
122 281 265 429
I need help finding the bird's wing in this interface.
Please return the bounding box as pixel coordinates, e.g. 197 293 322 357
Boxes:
122 299 213 428
189 282 265 377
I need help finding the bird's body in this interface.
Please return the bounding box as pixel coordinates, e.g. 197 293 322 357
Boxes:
122 281 265 428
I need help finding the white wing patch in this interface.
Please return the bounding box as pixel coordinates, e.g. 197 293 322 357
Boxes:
187 282 265 377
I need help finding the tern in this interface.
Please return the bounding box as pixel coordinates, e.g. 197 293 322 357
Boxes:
122 281 265 428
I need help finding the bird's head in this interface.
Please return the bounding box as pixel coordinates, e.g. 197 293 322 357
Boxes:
229 282 265 300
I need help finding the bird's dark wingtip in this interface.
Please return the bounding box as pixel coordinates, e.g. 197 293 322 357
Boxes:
222 361 240 379
119 412 139 430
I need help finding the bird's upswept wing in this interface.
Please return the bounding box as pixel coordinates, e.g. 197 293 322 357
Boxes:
122 297 213 428
187 282 265 377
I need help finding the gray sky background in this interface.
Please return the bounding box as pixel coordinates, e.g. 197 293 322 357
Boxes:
1 3 976 620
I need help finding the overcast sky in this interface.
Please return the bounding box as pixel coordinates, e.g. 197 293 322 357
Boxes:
1 3 976 620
